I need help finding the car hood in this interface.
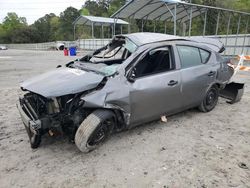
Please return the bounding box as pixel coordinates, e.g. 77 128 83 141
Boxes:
20 68 104 98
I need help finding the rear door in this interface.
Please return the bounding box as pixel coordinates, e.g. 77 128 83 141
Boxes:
176 45 217 108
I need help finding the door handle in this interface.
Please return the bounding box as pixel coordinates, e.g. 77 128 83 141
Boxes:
208 71 216 76
168 80 178 86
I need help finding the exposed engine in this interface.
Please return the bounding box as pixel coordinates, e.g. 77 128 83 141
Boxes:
19 92 89 139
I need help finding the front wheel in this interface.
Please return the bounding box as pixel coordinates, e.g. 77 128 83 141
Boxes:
75 109 115 153
199 85 219 112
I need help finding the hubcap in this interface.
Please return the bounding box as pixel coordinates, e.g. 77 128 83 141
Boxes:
205 88 217 108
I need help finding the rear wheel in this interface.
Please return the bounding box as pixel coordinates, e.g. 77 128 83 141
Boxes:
199 85 219 112
75 109 115 153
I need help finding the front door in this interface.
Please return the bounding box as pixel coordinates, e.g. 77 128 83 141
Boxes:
128 46 182 127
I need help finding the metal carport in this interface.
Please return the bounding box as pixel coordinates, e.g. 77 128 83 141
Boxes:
111 0 250 37
73 15 129 40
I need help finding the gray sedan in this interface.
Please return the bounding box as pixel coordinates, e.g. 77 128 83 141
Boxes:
17 33 243 152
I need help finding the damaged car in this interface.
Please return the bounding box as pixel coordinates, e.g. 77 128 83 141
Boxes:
17 33 244 152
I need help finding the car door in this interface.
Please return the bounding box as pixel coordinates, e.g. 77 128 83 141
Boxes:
127 46 182 127
176 45 217 108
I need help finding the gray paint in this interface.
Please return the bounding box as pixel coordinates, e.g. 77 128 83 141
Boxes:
81 34 232 126
120 33 224 53
21 68 104 98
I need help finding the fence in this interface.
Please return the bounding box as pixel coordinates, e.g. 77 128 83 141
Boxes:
209 34 250 56
78 39 111 50
1 41 77 51
1 35 249 56
2 42 57 50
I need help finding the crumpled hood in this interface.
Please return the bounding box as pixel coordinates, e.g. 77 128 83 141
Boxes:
20 68 104 98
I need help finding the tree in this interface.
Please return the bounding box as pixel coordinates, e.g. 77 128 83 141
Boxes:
2 12 27 31
33 13 58 42
80 8 90 16
58 7 80 40
0 12 27 43
107 0 126 16
10 27 40 43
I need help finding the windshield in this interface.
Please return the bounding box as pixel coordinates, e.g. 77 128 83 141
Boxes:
75 36 138 76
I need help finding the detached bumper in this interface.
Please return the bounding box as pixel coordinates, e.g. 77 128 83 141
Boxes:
219 82 244 104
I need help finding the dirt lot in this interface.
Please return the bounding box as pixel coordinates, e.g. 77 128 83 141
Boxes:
0 49 250 188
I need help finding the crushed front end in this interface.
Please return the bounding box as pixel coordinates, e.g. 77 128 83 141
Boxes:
17 91 88 148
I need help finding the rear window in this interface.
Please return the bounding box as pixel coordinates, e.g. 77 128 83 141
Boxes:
199 49 210 63
177 46 211 69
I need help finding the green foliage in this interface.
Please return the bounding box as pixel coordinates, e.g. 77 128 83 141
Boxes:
0 13 27 43
33 13 58 42
0 0 249 43
11 27 40 43
58 7 80 40
80 8 90 16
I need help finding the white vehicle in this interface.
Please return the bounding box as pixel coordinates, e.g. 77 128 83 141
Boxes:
0 45 7 50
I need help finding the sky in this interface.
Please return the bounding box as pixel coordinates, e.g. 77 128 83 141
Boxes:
0 0 86 24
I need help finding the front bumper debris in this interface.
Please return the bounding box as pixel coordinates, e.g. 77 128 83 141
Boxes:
17 98 41 138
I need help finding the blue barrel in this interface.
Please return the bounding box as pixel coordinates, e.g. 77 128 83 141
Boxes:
69 47 76 56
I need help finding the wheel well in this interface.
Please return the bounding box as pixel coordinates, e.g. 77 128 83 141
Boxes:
87 108 127 131
215 83 222 90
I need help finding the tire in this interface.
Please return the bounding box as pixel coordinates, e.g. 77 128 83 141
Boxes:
75 109 115 153
199 85 219 112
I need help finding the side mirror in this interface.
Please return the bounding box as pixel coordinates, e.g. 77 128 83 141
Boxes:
127 68 136 83
56 65 62 68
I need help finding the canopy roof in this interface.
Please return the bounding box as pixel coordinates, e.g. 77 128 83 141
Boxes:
111 0 250 23
73 15 129 26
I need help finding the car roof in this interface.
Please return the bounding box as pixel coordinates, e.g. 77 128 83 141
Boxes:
116 32 224 53
121 32 186 46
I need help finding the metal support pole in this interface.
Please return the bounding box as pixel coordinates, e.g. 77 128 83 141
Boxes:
215 11 220 35
154 20 156 32
113 16 119 36
101 24 104 39
73 23 76 40
189 6 193 36
203 9 207 36
128 18 131 33
174 4 177 35
241 18 249 54
164 3 176 35
111 25 114 37
141 20 144 32
91 22 94 38
165 20 167 34
234 15 241 55
225 13 232 55
183 22 186 36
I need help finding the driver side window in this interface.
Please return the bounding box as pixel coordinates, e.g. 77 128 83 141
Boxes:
134 47 174 78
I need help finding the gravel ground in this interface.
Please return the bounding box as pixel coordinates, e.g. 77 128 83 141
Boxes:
0 49 250 188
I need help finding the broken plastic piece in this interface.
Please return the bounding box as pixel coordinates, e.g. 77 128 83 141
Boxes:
161 116 168 123
219 82 244 104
